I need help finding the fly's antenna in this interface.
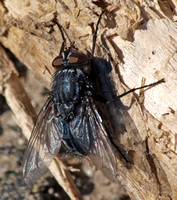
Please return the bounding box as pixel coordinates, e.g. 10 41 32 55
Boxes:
91 10 105 59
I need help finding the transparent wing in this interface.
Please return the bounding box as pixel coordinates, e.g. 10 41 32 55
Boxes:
23 96 62 184
69 98 118 181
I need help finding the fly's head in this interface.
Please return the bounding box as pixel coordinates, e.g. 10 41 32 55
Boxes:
51 11 105 75
52 49 91 74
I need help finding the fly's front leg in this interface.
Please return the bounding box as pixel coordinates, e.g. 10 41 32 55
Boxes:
52 12 67 55
107 78 165 104
92 57 165 104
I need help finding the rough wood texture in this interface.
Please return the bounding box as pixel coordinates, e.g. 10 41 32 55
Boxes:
0 0 177 199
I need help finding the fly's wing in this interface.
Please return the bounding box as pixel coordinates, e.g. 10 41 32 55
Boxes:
69 99 117 181
88 103 118 181
23 96 62 184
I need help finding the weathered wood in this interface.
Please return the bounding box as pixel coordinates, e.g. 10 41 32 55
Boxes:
0 0 177 199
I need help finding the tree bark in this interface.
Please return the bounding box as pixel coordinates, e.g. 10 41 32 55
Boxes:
0 0 177 199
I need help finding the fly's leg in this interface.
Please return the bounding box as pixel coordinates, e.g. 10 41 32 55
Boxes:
107 78 165 104
91 11 105 59
52 13 67 55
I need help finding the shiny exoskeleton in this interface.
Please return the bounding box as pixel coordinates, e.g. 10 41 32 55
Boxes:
52 50 96 156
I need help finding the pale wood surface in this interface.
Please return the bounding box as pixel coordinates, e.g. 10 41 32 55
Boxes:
0 0 177 199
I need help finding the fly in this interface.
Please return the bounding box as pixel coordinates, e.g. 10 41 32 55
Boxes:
23 11 164 184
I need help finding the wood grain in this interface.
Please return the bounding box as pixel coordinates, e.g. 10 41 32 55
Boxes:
0 0 177 199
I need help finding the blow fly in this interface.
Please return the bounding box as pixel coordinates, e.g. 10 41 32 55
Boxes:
23 11 164 184
23 11 118 183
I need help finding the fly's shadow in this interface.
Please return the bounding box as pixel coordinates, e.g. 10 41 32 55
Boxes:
91 57 164 165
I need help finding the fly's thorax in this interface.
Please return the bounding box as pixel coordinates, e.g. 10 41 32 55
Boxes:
52 69 88 104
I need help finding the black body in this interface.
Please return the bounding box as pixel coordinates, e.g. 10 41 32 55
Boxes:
52 67 94 155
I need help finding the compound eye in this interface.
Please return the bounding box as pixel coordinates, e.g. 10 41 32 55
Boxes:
52 55 63 67
69 52 89 64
